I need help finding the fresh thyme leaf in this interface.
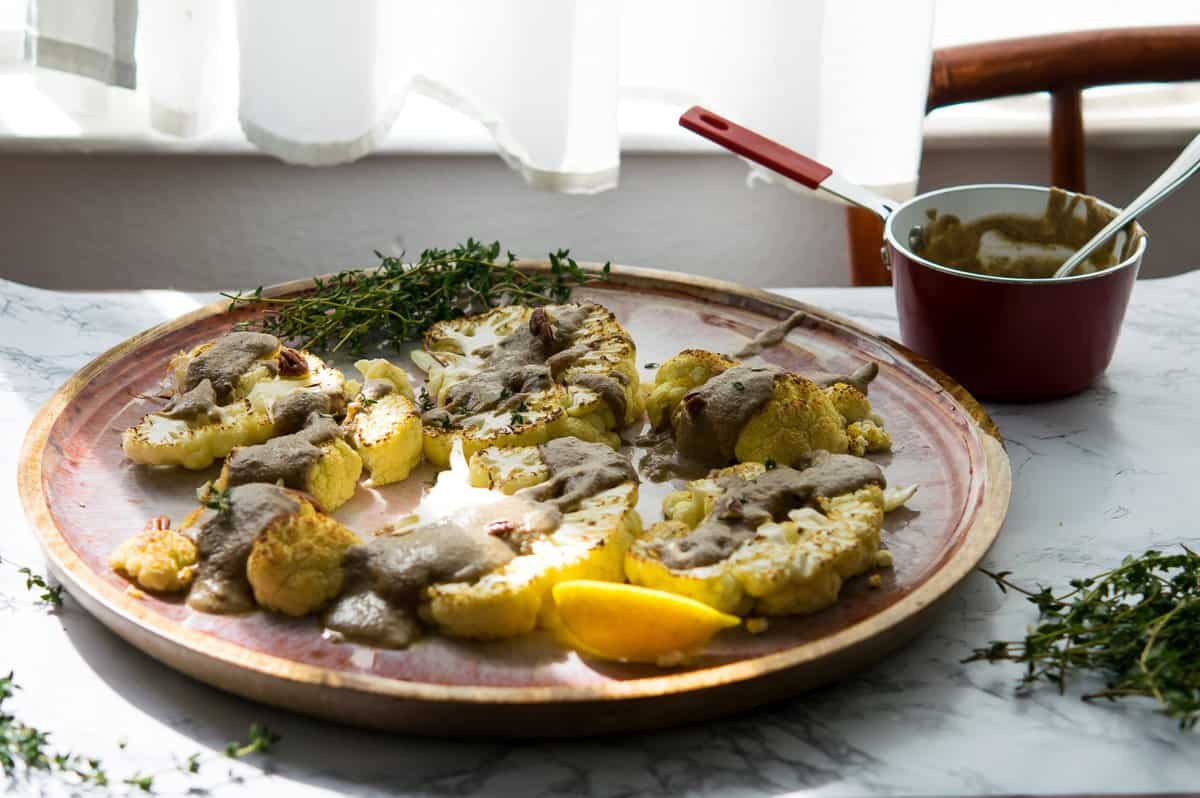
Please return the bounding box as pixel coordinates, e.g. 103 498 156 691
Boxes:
643 362 659 369
0 672 108 787
2 673 281 791
418 387 434 413
510 412 526 426
202 486 232 517
764 459 777 470
965 547 1200 730
16 567 62 607
124 771 154 791
732 381 745 392
1 556 63 607
224 724 279 759
224 239 605 354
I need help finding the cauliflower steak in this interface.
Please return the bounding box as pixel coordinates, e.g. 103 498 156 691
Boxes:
412 302 641 467
122 331 348 470
626 454 916 616
210 414 363 513
324 437 641 646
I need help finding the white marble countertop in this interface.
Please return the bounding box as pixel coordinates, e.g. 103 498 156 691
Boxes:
3 272 1199 797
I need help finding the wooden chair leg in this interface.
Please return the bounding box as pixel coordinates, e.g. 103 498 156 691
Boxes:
845 206 891 286
1051 87 1086 192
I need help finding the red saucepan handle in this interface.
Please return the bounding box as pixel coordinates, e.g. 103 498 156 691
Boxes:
679 106 833 190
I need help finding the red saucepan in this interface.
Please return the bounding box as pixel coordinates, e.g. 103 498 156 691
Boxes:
679 106 1147 401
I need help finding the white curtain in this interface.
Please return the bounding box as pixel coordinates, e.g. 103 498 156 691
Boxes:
17 0 934 197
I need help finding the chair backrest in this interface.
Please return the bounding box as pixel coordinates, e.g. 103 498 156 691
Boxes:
847 25 1200 286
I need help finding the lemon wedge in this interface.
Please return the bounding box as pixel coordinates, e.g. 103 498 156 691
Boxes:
551 580 740 664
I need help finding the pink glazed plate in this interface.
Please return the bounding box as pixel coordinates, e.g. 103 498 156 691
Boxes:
18 263 1010 737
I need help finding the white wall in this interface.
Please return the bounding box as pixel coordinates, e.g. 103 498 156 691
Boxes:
1 145 1197 291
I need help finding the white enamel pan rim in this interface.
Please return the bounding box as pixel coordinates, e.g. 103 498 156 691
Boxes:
883 183 1148 286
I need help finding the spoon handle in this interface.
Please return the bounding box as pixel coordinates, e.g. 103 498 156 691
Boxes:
679 106 897 220
1055 130 1200 277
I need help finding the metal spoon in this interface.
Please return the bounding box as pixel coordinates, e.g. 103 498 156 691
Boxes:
1054 130 1200 278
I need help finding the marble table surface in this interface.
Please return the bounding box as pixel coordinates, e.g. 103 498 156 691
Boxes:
3 271 1198 797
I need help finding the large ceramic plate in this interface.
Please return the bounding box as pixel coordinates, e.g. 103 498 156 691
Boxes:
18 263 1010 737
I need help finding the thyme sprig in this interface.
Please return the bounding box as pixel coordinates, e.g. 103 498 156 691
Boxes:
1 672 281 793
965 547 1200 729
225 239 608 354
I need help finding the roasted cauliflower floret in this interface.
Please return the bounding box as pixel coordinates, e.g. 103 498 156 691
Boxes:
122 339 347 471
352 358 415 400
211 416 363 512
846 419 891 457
643 349 736 428
730 372 850 465
412 302 640 467
343 359 423 486
108 516 197 593
646 350 890 471
625 457 916 616
245 499 361 616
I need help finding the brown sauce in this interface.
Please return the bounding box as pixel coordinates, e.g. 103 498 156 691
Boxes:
918 188 1136 278
730 311 807 359
361 378 394 401
657 452 885 570
674 365 779 466
809 362 879 395
159 378 218 423
635 428 714 483
422 305 592 428
516 436 636 512
270 389 331 435
324 519 518 648
224 415 342 494
184 332 279 402
188 484 300 613
567 372 628 421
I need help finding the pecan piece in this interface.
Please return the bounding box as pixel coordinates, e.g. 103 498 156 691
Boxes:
486 520 516 537
148 515 171 531
278 347 309 377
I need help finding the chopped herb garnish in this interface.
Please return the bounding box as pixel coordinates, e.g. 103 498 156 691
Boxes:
644 362 659 369
418 387 434 412
202 485 232 517
764 459 777 470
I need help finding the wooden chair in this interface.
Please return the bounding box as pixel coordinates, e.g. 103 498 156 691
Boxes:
847 25 1200 286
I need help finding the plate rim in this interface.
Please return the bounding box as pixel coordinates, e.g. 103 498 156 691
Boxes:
17 262 1011 708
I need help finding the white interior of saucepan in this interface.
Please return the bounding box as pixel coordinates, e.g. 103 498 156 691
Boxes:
884 184 1147 285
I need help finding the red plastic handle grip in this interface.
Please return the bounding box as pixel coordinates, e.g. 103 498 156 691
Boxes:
679 106 832 190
